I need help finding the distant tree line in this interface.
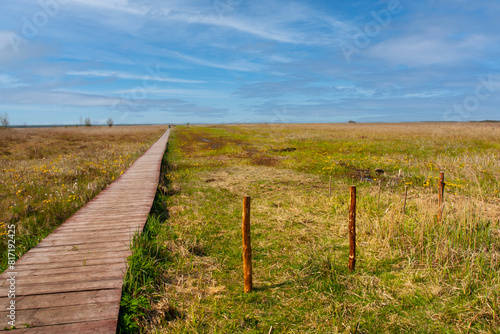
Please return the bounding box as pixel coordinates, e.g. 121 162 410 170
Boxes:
78 116 114 127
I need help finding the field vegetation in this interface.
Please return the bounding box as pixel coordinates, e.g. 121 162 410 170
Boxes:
122 123 500 333
0 125 168 271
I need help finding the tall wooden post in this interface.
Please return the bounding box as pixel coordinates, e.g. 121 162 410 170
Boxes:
348 186 356 272
242 196 252 293
438 172 445 221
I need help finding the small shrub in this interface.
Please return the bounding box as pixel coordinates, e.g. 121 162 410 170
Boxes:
0 112 9 128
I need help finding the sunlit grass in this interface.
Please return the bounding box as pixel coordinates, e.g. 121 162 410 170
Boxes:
124 123 500 333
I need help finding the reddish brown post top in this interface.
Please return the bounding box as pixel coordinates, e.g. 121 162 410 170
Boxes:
438 172 445 202
348 186 356 273
242 196 252 293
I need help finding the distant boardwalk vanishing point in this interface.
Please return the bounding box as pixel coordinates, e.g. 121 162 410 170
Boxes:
0 128 171 333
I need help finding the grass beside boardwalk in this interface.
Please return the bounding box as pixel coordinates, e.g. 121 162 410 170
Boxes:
124 123 499 333
0 125 168 271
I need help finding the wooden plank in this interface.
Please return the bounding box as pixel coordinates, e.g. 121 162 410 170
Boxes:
76 205 153 211
0 289 122 310
32 236 135 246
0 302 119 328
51 228 142 235
6 278 124 296
26 242 130 254
67 211 148 219
1 319 118 334
55 218 147 225
52 225 145 232
0 263 127 280
52 222 142 229
61 211 149 218
12 256 130 271
22 237 134 248
20 247 132 259
14 249 132 264
42 231 137 239
1 267 126 286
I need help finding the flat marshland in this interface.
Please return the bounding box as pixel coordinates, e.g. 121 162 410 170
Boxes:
0 125 168 270
122 123 500 333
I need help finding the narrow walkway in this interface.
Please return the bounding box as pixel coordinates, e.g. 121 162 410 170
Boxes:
0 129 170 333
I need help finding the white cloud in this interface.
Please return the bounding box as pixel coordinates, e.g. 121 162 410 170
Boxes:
115 87 227 98
0 89 115 107
62 0 148 15
160 2 348 46
367 32 490 66
164 12 305 44
0 74 26 88
67 70 205 84
165 50 264 73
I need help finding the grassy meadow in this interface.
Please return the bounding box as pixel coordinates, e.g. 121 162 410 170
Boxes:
121 123 500 333
0 125 168 271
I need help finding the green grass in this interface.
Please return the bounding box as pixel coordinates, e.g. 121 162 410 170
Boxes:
121 123 500 333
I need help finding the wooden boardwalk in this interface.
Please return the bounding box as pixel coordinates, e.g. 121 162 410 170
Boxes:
0 129 170 333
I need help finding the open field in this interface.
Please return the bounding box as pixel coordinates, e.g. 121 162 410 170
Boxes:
122 123 500 333
0 125 168 271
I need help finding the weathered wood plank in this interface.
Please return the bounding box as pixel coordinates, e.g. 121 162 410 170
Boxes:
1 320 118 334
0 263 127 279
0 290 122 311
42 231 137 239
25 236 134 247
12 256 131 271
22 244 130 255
5 278 124 296
2 266 126 285
13 249 132 264
0 302 119 328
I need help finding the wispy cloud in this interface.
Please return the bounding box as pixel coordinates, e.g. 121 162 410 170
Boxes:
164 50 264 73
114 87 227 99
67 70 205 84
0 74 26 88
63 0 149 15
368 30 491 66
164 12 311 45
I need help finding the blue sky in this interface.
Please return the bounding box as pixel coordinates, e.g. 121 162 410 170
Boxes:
1 0 499 125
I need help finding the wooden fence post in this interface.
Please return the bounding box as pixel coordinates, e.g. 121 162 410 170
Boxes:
242 196 252 293
348 186 356 272
438 172 445 221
